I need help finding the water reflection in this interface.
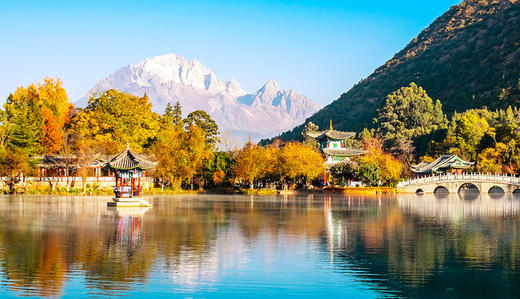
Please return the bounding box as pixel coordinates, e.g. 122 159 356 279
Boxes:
326 194 520 298
0 195 518 297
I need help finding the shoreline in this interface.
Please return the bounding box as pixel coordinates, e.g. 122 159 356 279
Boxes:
1 186 397 196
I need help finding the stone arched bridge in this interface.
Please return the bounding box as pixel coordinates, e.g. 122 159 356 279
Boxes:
396 173 520 194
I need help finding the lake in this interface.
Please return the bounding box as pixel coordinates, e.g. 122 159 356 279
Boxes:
0 194 518 298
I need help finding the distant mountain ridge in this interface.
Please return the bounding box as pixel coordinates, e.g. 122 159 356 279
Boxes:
81 53 320 141
277 0 520 141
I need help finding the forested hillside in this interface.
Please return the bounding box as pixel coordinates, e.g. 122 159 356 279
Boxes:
276 0 520 141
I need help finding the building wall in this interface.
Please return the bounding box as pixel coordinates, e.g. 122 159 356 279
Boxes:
0 177 154 192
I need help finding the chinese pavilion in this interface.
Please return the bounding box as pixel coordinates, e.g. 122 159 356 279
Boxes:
107 144 156 207
306 121 365 167
306 121 365 185
411 155 474 175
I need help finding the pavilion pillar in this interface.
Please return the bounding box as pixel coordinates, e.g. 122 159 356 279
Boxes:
138 177 141 196
131 177 134 198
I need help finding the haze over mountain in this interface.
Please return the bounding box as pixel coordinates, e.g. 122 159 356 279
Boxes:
82 53 320 141
277 0 520 141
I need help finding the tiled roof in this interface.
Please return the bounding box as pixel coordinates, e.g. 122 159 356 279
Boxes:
108 146 156 171
306 129 355 140
411 155 474 174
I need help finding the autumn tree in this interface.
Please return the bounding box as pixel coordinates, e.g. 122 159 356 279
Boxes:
280 142 324 189
183 125 213 189
477 142 507 174
4 78 72 155
259 144 282 187
70 89 160 154
360 137 403 186
152 102 217 190
234 142 263 189
152 127 186 189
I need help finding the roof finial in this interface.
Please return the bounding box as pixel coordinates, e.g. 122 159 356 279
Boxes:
329 120 333 131
126 142 130 150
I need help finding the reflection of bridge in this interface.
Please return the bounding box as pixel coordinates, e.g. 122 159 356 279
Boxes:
396 173 520 194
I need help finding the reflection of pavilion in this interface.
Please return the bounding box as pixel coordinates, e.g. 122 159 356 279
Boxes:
107 207 150 249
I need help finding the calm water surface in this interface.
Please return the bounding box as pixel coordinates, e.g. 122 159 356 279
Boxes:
0 194 519 298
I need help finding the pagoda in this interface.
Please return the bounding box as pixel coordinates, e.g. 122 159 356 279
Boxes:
107 143 156 207
411 155 474 176
306 121 365 166
306 121 365 185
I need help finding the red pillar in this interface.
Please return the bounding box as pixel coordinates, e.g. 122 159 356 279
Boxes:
131 177 134 198
138 177 141 196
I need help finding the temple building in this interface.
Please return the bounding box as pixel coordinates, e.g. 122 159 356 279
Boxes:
306 121 365 167
411 155 474 175
306 122 365 185
36 155 108 178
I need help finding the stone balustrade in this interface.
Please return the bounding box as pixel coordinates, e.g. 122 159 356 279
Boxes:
397 173 520 187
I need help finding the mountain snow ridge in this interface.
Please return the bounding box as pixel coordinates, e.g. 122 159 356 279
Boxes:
84 53 320 141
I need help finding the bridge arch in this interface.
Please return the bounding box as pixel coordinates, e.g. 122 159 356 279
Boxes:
415 188 424 195
434 186 449 194
488 186 505 194
513 189 520 195
458 183 479 194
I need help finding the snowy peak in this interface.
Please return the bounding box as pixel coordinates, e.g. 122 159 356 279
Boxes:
260 79 281 94
84 53 320 141
124 53 244 96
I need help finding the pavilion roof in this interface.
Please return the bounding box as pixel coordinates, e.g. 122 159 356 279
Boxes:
306 129 355 140
411 155 474 174
108 145 156 171
323 148 365 157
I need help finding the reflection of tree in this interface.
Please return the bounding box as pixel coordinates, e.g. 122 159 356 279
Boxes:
0 198 159 296
1 230 67 297
1 194 520 297
324 195 520 297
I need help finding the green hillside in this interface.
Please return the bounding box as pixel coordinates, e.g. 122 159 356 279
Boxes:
276 0 520 141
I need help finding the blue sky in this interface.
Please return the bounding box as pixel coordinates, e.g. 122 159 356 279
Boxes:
0 0 460 106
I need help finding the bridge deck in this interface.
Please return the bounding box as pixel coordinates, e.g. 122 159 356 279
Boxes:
397 173 520 194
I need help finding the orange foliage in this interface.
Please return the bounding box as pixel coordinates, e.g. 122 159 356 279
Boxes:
9 77 72 154
41 106 62 154
361 137 403 186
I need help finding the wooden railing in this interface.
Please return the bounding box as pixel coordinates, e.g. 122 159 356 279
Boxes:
397 173 520 187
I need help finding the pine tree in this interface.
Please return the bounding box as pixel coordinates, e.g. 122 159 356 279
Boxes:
173 101 183 128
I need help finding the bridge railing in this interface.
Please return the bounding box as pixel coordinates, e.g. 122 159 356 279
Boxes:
397 173 520 187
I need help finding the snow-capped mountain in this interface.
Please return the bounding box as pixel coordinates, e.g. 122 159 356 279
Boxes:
81 53 320 141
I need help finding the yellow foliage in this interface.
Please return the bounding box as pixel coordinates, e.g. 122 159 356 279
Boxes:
477 142 507 174
234 142 263 186
280 142 324 180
